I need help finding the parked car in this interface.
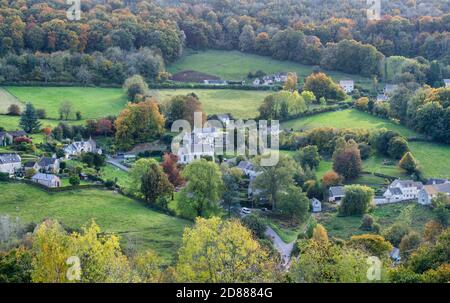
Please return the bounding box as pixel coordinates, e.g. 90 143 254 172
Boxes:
241 207 251 215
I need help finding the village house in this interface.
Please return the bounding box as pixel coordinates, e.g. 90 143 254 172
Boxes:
339 80 354 93
0 153 22 175
252 78 261 86
418 181 450 205
23 161 38 172
31 173 61 188
0 130 27 146
177 129 220 164
444 79 450 88
203 79 227 85
310 198 322 213
329 186 345 203
384 84 399 95
37 156 60 174
383 179 423 203
63 138 101 158
236 160 260 179
376 94 389 102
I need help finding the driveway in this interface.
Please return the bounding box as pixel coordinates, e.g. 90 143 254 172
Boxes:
106 157 130 172
265 226 295 268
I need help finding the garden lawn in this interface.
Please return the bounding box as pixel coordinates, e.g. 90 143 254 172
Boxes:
5 86 127 120
168 50 372 89
0 182 190 263
318 202 436 240
151 88 270 119
100 164 133 189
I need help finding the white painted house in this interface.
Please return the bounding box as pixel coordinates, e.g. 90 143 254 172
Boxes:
177 129 220 164
31 173 61 188
0 153 21 175
339 80 354 93
311 198 322 213
418 182 450 205
383 179 423 203
444 79 450 88
37 156 60 174
64 138 101 158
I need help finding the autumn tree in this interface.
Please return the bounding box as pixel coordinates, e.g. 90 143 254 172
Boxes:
162 94 205 127
303 72 346 102
7 104 21 116
332 141 362 180
175 217 278 282
277 185 310 223
178 160 223 219
321 170 343 188
115 99 165 150
161 153 183 188
295 145 320 170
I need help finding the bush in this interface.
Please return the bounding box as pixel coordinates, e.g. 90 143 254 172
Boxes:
358 143 371 160
7 104 21 116
384 224 410 247
339 185 374 216
69 175 80 186
0 172 10 181
36 109 46 119
241 214 267 239
360 214 374 231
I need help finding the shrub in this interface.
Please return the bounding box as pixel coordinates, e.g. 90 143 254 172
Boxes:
241 214 267 239
339 185 374 216
7 104 21 116
360 214 374 231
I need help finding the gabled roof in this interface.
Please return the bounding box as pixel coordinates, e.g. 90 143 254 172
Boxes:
329 186 345 197
0 153 21 164
310 198 321 205
388 187 403 196
426 178 449 185
391 179 423 189
24 161 36 168
38 157 57 167
423 183 450 195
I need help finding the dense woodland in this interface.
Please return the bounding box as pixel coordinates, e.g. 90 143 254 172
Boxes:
0 0 449 84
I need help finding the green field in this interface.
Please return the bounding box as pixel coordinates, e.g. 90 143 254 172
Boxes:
281 109 418 137
100 164 133 189
319 202 437 240
0 114 83 130
168 49 372 88
0 182 190 263
281 109 450 179
3 86 269 120
5 86 127 120
152 88 269 119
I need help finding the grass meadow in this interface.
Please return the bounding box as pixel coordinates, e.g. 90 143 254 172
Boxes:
0 182 190 263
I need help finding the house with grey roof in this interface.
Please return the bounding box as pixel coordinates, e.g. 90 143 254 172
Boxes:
0 130 27 146
63 138 100 158
37 156 60 174
329 186 345 203
426 178 449 185
0 153 22 175
31 173 61 188
376 94 389 102
384 84 399 95
383 179 423 203
418 182 450 205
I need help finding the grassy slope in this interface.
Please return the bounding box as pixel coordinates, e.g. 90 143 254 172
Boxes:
151 88 270 119
168 49 372 88
5 86 127 120
0 183 190 263
281 109 450 178
319 202 436 240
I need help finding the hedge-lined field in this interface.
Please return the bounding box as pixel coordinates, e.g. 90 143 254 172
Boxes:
168 49 372 89
0 183 190 263
281 110 450 179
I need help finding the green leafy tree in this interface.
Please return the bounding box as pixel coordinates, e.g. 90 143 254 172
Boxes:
140 161 173 205
339 185 374 216
295 145 320 170
277 185 310 223
399 152 419 174
178 160 223 219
